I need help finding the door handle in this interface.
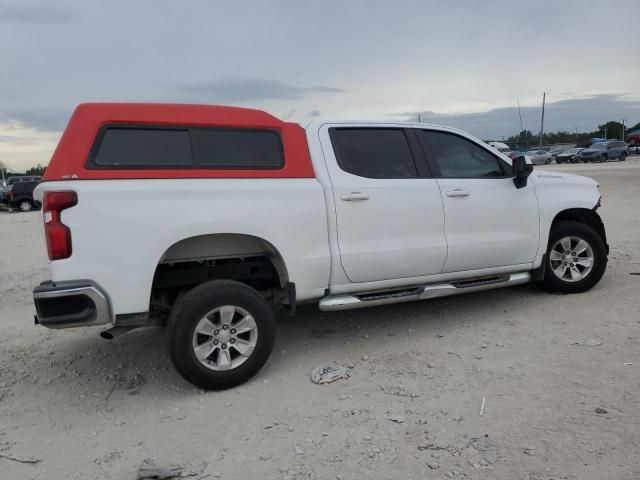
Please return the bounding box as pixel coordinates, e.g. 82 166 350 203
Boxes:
446 189 470 198
340 192 370 201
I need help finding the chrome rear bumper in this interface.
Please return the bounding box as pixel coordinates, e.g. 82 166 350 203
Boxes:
33 281 113 329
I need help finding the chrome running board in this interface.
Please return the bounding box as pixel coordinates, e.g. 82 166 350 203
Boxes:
318 272 531 312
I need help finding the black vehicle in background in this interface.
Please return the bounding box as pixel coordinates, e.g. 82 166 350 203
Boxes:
1 176 42 209
3 181 41 212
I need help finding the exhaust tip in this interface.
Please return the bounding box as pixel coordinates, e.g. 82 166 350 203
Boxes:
100 330 115 340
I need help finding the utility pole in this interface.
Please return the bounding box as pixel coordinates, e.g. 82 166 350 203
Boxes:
517 98 524 133
622 118 627 140
539 92 546 146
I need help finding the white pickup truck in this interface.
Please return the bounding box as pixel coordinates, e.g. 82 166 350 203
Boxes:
33 103 608 390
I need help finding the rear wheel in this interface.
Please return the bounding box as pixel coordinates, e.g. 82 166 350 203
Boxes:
19 200 33 212
167 280 276 390
538 221 607 294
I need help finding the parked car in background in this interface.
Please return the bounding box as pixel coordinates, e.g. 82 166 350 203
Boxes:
487 141 511 154
507 151 533 165
577 140 628 162
0 187 11 206
555 148 584 164
1 176 42 205
2 175 41 188
528 149 553 165
6 180 41 212
625 130 640 152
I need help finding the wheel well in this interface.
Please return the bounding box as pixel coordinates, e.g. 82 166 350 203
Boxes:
150 234 291 319
552 208 607 248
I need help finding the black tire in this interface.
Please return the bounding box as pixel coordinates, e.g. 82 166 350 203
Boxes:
18 200 33 212
599 154 607 163
537 221 607 294
167 280 276 390
620 153 627 161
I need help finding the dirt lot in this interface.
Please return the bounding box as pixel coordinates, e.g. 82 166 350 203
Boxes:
1 159 639 479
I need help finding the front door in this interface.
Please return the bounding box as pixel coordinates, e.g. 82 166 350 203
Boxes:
320 126 448 283
417 129 540 273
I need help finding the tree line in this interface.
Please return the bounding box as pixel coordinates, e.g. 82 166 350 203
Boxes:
0 163 46 178
499 120 640 149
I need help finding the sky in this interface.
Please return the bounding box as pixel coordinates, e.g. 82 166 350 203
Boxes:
1 0 639 170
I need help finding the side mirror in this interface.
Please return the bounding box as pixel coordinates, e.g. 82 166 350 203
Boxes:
512 156 533 189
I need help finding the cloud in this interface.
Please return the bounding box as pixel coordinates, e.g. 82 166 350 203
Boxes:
308 110 322 117
402 94 640 140
0 2 74 23
181 77 345 103
0 108 71 133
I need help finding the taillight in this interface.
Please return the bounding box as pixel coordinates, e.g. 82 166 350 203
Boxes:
43 191 77 260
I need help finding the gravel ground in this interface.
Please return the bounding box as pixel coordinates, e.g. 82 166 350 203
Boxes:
1 158 639 479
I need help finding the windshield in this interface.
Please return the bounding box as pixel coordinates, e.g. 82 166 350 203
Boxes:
590 143 607 149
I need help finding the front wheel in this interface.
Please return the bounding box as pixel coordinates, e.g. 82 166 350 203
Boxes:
620 153 627 161
167 280 276 390
537 221 607 294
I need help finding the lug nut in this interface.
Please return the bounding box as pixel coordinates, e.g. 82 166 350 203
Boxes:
570 263 575 267
230 329 236 334
230 338 236 344
572 251 576 256
221 344 227 349
214 330 219 336
213 339 219 345
222 324 228 330
565 250 570 254
563 262 567 266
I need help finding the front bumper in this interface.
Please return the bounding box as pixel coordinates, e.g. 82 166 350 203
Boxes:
33 281 113 329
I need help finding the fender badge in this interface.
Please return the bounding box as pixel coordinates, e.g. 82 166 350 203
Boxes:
536 174 563 179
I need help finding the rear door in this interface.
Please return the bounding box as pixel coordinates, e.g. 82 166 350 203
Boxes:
320 125 447 283
417 129 540 273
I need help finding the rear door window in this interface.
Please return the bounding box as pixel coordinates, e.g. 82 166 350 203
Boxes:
329 128 418 178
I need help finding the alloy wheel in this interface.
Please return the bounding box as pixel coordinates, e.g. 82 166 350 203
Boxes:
191 305 258 371
549 236 594 283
